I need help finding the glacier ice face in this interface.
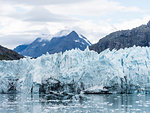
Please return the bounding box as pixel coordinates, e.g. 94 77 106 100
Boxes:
1 46 150 94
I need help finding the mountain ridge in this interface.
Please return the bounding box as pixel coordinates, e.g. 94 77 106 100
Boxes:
89 21 150 53
0 45 24 60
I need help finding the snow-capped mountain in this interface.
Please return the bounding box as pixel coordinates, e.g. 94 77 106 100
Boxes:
14 31 91 57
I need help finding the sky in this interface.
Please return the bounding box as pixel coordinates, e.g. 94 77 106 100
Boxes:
0 0 150 49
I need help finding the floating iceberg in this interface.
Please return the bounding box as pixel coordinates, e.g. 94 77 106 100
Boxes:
0 46 150 95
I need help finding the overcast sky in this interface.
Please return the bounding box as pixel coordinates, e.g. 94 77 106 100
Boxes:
0 0 150 49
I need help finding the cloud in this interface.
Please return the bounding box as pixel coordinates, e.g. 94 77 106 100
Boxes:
0 3 20 17
0 34 35 49
46 0 145 16
0 27 51 49
0 6 75 22
1 16 150 49
113 15 150 30
0 0 78 23
0 0 149 49
2 0 89 5
23 7 75 22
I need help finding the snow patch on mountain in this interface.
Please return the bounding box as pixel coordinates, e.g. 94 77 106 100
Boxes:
79 35 92 45
42 43 46 47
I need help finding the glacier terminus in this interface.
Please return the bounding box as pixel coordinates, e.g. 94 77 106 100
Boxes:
1 46 150 99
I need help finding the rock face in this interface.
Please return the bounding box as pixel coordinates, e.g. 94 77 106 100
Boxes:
0 45 24 60
14 31 91 57
89 21 150 53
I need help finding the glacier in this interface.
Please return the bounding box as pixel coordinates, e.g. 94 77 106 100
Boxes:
1 46 150 95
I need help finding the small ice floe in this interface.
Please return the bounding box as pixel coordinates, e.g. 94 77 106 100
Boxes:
83 85 111 94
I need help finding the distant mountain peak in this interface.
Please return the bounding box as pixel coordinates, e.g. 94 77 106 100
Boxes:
67 30 79 37
14 30 91 57
70 30 77 34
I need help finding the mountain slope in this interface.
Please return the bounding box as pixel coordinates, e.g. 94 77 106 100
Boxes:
14 31 91 57
89 21 150 53
14 44 28 54
0 45 24 60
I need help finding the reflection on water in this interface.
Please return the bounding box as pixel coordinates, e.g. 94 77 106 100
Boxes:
0 93 150 113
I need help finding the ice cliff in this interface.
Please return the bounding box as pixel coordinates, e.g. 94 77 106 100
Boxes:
0 46 150 95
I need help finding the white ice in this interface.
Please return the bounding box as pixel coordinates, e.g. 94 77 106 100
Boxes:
0 46 150 93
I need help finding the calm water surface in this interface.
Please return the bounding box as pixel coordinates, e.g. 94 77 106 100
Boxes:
0 94 150 113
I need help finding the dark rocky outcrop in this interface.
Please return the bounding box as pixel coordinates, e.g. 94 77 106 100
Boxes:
0 45 24 60
39 77 85 100
90 21 150 53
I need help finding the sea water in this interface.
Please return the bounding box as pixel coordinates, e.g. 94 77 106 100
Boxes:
0 94 150 113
